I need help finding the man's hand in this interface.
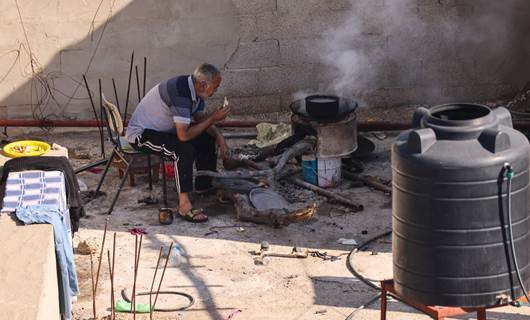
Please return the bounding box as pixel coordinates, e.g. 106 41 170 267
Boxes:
216 135 229 159
210 106 231 123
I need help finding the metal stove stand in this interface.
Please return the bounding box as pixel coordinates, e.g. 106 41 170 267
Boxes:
380 279 527 320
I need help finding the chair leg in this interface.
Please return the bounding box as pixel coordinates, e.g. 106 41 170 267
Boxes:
95 149 116 195
147 154 153 190
161 157 168 207
107 157 135 215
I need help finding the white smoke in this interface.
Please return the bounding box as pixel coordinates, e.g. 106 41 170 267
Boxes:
320 6 372 99
308 0 530 104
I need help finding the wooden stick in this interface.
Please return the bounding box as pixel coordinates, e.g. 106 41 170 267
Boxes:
288 177 363 211
243 159 363 212
149 246 164 320
342 169 392 194
94 219 108 293
196 140 313 179
152 242 173 310
90 254 96 319
98 78 105 157
123 51 134 122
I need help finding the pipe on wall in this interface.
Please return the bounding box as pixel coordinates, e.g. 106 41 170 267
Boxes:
1 119 530 132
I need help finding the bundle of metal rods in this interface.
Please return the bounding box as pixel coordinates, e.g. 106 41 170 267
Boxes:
82 51 148 159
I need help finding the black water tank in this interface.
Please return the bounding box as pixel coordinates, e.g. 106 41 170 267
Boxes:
392 103 530 307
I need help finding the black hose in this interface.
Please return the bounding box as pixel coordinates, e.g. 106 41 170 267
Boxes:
121 288 194 312
345 293 381 320
346 230 392 291
343 230 392 319
504 164 530 305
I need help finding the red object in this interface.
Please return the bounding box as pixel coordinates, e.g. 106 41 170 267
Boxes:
160 162 175 181
87 167 104 174
127 228 147 236
379 279 525 320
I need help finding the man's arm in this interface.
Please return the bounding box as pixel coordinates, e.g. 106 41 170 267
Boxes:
194 112 229 158
175 106 230 142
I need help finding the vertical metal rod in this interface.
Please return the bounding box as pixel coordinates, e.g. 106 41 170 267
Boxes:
98 78 105 158
149 246 163 320
112 78 121 115
107 157 135 215
94 150 115 195
123 51 134 122
107 250 114 319
94 219 108 293
135 65 141 103
82 74 101 126
112 233 117 320
143 56 147 98
152 242 173 310
132 234 143 319
90 254 96 319
132 235 138 318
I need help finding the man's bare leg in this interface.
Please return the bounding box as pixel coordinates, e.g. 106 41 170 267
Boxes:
178 192 208 222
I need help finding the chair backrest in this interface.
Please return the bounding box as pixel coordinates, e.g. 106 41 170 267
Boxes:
101 94 124 149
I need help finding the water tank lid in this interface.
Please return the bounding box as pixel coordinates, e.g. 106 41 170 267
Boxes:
427 104 492 127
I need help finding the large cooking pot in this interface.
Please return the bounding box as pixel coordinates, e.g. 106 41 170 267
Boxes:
305 95 340 118
290 95 358 123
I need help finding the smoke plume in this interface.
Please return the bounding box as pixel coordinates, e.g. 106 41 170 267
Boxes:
316 0 530 104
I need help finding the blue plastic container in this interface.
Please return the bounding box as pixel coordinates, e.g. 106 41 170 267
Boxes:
302 154 317 185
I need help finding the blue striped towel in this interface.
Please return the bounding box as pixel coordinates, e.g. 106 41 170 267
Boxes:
2 170 72 236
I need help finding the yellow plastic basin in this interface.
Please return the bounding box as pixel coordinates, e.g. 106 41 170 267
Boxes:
3 140 51 158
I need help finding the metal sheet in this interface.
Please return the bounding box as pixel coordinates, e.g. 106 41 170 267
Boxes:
292 113 358 158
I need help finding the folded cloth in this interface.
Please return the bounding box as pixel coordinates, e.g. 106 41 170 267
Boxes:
0 156 85 232
15 205 79 320
1 170 72 239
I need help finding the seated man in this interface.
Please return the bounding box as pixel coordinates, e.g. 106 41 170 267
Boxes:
125 63 230 223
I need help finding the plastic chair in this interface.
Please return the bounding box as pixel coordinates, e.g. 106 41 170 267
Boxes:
94 95 169 214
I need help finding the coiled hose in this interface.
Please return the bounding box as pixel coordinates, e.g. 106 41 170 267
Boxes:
345 230 392 319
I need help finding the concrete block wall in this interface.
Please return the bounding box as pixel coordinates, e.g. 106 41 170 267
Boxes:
0 0 529 119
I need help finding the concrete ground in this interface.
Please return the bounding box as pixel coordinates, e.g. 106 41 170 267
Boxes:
4 120 530 320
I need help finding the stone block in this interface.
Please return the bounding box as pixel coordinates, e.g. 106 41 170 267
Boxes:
217 69 259 97
226 40 280 69
233 0 277 15
257 64 324 96
257 10 350 40
441 84 517 101
277 0 351 14
362 87 442 107
238 15 259 42
422 59 476 87
208 95 281 114
279 39 322 65
382 58 424 88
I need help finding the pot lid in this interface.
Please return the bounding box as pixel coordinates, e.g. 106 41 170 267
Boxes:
290 97 358 122
249 188 291 210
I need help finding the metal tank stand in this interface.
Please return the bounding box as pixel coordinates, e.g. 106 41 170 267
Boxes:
380 280 527 320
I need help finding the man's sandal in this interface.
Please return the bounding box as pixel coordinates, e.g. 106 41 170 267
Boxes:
178 208 208 223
